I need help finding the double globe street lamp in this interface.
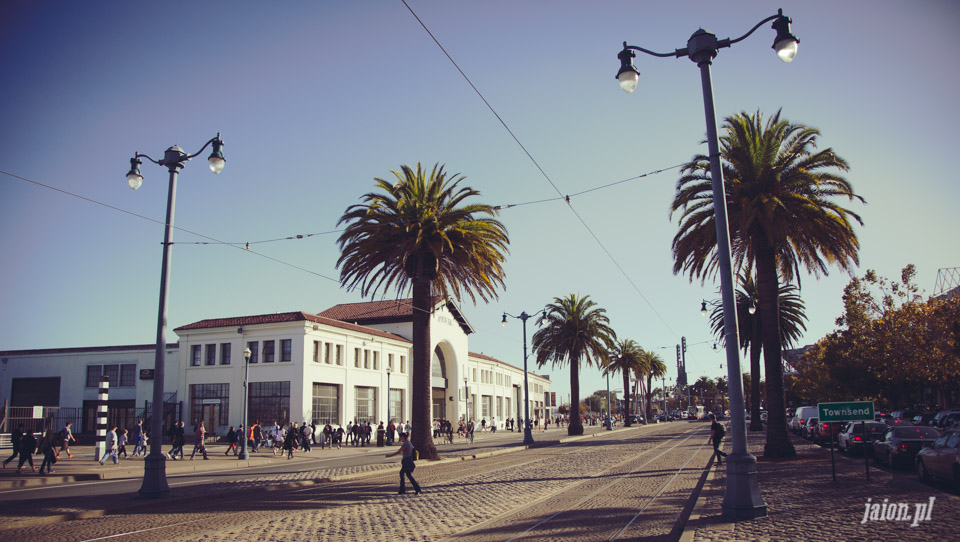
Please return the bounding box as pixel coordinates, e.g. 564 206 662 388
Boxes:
615 10 798 521
502 309 546 446
128 134 225 498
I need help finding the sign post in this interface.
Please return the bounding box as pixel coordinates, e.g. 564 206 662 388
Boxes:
818 401 875 481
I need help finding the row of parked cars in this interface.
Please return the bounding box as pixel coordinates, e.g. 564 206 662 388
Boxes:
788 406 960 488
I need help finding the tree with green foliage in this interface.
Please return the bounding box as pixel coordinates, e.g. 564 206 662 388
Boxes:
533 294 617 436
336 163 509 460
672 110 863 458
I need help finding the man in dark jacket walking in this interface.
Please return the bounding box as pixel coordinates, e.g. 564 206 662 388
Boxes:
3 424 24 468
708 414 727 464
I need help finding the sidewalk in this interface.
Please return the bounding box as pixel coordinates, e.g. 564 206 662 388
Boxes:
682 427 960 541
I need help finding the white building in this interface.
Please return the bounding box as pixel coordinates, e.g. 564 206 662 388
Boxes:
1 298 551 436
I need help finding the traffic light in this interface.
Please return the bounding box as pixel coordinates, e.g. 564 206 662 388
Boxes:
676 344 681 364
682 336 687 353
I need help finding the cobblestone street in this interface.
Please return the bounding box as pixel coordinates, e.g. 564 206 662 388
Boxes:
0 423 712 542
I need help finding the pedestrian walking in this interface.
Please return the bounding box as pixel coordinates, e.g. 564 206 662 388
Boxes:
334 425 344 449
189 421 209 460
253 422 263 452
132 428 147 456
2 424 25 468
284 423 298 459
225 426 239 455
38 428 58 475
99 425 119 465
167 421 185 460
708 414 727 464
57 422 76 459
386 432 421 495
16 429 37 473
117 429 129 458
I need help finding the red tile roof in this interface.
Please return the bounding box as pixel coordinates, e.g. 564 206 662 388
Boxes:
317 299 422 322
319 298 474 335
174 311 409 343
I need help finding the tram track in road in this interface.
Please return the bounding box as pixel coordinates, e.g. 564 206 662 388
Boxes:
447 424 711 542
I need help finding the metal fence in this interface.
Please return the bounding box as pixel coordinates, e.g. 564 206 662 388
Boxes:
1 406 83 437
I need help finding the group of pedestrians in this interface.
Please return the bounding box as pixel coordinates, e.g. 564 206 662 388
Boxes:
3 422 78 475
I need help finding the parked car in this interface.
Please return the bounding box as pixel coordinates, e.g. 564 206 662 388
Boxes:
802 417 820 440
916 430 960 488
628 414 645 424
873 426 941 468
791 406 819 434
912 413 936 427
837 422 888 455
930 410 960 429
890 410 918 422
813 421 845 446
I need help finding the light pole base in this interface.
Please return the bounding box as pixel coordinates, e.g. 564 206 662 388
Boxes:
720 451 767 520
138 452 170 498
238 451 249 460
522 428 535 446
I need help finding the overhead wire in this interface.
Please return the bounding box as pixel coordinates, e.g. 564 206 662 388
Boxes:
401 0 680 340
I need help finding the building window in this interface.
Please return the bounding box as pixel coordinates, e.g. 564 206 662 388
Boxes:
497 397 503 418
335 344 343 365
281 339 292 362
373 351 379 371
247 341 259 364
400 355 406 374
482 395 491 418
389 388 404 423
189 383 230 426
473 368 477 382
205 344 216 366
312 383 340 425
324 343 332 364
220 343 231 365
86 364 136 388
86 365 100 388
354 348 361 368
248 381 290 425
388 353 394 371
364 349 370 369
263 340 275 363
313 341 320 363
191 345 201 367
354 386 377 424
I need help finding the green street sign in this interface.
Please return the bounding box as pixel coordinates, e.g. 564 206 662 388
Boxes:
818 401 875 422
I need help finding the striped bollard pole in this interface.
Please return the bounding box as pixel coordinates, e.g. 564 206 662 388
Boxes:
94 375 109 460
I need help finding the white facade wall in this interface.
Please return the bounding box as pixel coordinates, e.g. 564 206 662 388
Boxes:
0 344 179 429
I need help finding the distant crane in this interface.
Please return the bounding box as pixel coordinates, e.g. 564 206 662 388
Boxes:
933 267 960 299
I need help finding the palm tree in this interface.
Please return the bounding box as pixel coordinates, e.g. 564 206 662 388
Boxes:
642 349 666 421
336 163 509 460
708 272 807 431
671 110 863 459
606 339 643 426
532 294 617 436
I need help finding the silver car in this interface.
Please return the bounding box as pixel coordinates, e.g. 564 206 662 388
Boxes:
916 430 960 487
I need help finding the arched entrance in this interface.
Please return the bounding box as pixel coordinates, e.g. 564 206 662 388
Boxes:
431 345 449 421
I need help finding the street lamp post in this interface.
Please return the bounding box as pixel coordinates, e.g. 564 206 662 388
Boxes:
463 377 469 421
615 10 797 521
238 347 251 460
502 309 546 446
129 134 225 498
605 369 612 430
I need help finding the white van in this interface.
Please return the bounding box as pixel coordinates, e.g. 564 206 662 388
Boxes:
790 406 818 433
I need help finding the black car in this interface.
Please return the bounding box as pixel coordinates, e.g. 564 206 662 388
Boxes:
873 426 941 468
837 422 887 455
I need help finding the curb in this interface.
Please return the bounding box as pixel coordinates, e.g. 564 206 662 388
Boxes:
678 456 719 542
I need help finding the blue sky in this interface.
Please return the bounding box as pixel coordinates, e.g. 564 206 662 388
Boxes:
1 1 958 403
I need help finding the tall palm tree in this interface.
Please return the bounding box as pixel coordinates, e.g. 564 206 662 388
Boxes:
708 272 807 431
671 110 863 459
336 163 509 460
532 294 617 436
642 349 666 421
606 339 643 426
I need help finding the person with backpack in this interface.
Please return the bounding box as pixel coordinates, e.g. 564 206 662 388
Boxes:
708 413 727 464
38 428 58 475
16 429 37 473
385 432 421 495
225 426 239 456
57 422 76 459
